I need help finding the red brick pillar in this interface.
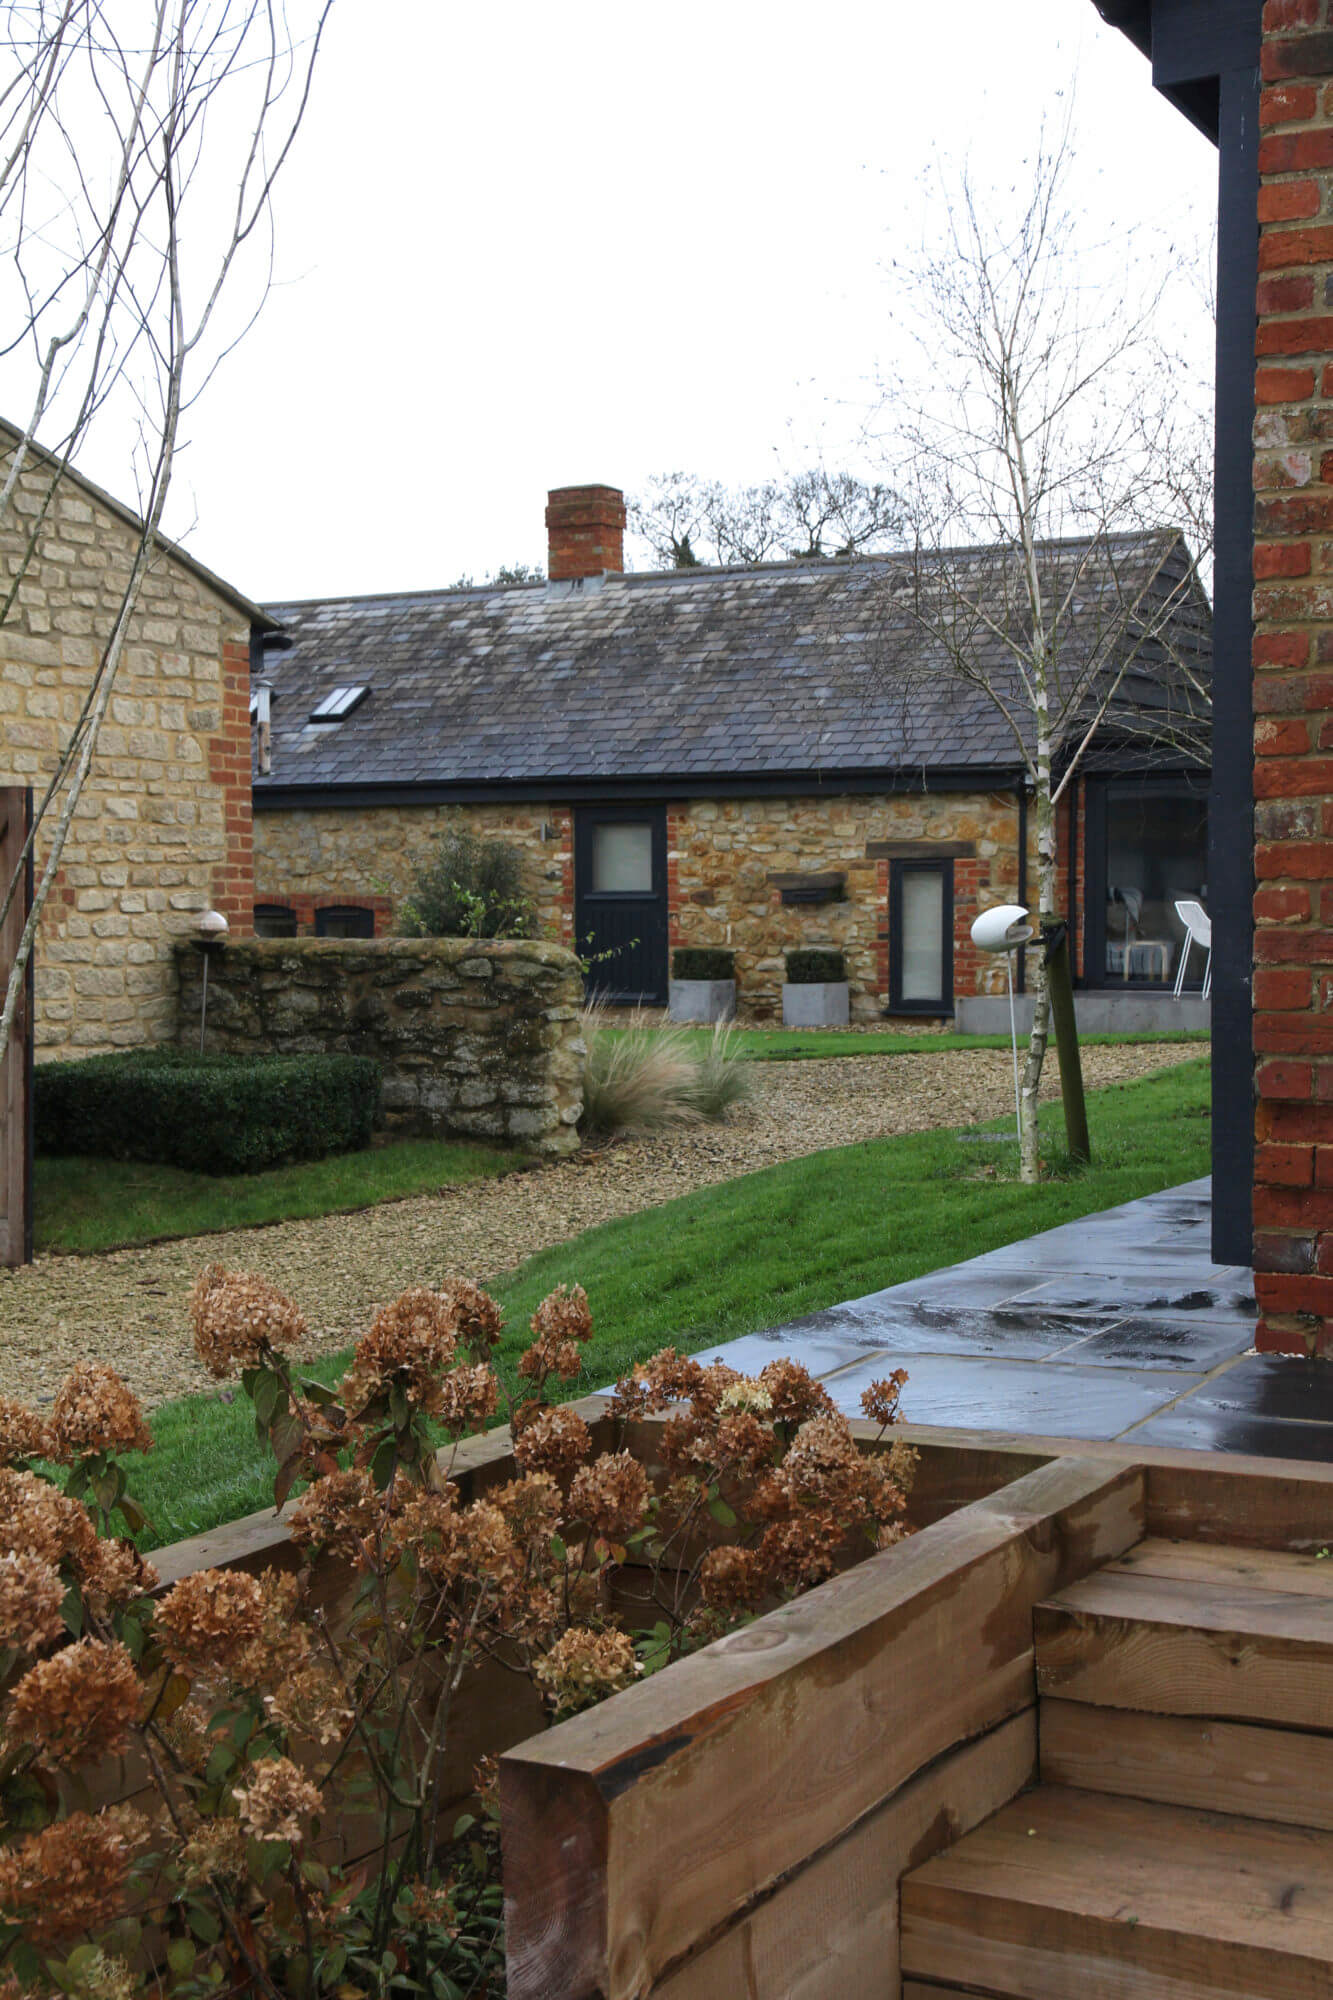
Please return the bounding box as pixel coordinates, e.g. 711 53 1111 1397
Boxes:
1252 0 1333 1353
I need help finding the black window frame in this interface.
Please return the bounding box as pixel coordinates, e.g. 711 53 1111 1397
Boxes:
314 905 376 940
888 858 954 1015
1082 773 1210 992
253 903 298 939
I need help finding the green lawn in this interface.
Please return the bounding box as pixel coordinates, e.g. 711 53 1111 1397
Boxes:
602 1025 1210 1062
123 1057 1210 1551
34 1139 523 1256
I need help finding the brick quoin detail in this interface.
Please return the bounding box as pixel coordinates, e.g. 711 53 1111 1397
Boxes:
208 640 254 937
1254 0 1333 1353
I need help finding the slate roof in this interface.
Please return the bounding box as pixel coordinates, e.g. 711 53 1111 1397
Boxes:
255 530 1209 800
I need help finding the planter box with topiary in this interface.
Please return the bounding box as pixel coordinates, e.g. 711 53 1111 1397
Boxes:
782 946 850 1027
668 945 737 1024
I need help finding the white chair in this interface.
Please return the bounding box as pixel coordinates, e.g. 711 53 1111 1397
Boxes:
1173 899 1212 999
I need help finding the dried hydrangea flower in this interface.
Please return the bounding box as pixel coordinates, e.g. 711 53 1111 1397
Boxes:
758 1514 843 1589
712 1411 778 1477
0 1805 148 1944
491 1472 562 1550
691 1362 743 1417
759 1358 836 1427
48 1363 152 1463
8 1638 141 1766
436 1361 500 1436
568 1451 649 1539
440 1277 504 1357
533 1626 639 1714
341 1287 460 1417
264 1663 353 1748
234 1755 322 1843
179 1814 249 1887
698 1544 766 1612
0 1549 66 1655
860 1370 909 1429
512 1404 592 1479
189 1264 308 1379
0 1395 51 1468
288 1466 383 1556
717 1378 773 1417
0 1465 99 1572
519 1284 593 1380
779 1413 874 1518
156 1566 307 1688
394 1493 522 1600
81 1538 158 1619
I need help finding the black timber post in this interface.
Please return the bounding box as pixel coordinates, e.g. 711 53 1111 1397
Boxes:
1211 56 1260 1267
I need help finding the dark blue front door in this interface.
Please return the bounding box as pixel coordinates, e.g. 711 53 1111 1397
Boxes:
573 806 669 1004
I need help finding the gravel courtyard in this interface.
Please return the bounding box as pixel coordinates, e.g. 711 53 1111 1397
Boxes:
0 1041 1200 1409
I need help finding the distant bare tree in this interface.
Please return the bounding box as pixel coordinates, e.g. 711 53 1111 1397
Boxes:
0 0 334 1065
630 466 903 569
861 128 1213 1181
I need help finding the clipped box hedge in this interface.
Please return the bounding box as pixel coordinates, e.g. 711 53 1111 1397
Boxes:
35 1047 381 1175
784 947 847 984
671 946 735 981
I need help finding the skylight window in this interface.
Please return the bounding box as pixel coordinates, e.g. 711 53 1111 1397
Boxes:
308 684 369 724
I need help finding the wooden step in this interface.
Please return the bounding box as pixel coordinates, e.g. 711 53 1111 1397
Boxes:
1034 1538 1333 1731
900 1784 1333 2000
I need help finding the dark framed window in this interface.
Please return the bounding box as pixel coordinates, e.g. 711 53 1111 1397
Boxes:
1083 776 1209 990
315 905 375 939
889 859 953 1013
253 903 298 939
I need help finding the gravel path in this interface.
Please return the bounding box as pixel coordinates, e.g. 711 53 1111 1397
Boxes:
0 1043 1199 1410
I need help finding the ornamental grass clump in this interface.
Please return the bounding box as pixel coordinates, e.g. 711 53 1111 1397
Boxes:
579 1003 752 1134
0 1266 913 1998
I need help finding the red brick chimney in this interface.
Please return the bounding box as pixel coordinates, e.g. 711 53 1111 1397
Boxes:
545 485 626 581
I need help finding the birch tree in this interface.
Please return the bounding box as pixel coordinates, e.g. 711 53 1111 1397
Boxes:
862 131 1212 1181
0 0 333 1065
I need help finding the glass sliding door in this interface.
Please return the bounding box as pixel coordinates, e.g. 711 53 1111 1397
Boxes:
1084 778 1209 988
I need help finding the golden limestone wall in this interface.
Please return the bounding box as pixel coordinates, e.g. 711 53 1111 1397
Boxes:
0 451 253 1060
255 790 1034 1021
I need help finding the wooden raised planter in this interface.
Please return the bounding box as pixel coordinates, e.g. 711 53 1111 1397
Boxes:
140 1410 1333 2000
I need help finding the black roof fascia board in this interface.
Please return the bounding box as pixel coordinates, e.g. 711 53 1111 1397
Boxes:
253 765 1031 812
1094 0 1151 58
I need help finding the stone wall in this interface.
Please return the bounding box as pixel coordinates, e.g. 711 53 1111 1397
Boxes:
254 788 1052 1022
0 442 256 1061
175 937 585 1156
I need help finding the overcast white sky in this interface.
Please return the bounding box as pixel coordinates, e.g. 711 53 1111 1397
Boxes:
106 0 1221 603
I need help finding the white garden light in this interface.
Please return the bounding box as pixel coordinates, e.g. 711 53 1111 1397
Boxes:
969 904 1033 1144
196 909 229 1054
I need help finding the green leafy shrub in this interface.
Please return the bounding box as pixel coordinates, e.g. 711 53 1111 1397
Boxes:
785 947 846 984
397 826 536 939
671 946 735 981
35 1048 380 1175
580 1006 751 1134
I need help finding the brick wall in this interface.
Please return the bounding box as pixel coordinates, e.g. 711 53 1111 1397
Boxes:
1250 0 1333 1354
0 448 254 1060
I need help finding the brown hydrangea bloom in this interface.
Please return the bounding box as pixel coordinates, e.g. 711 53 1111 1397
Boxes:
190 1264 308 1379
392 1492 522 1602
48 1363 152 1463
0 1805 148 1945
492 1471 563 1550
264 1663 353 1748
234 1755 322 1843
288 1466 383 1556
569 1451 649 1539
657 1411 710 1477
860 1370 909 1429
519 1284 593 1381
179 1814 249 1887
713 1411 778 1477
156 1566 308 1688
758 1514 844 1589
0 1395 50 1467
8 1638 141 1766
690 1362 743 1417
779 1414 874 1518
698 1544 766 1613
533 1626 639 1714
0 1465 98 1573
441 1277 504 1358
436 1361 499 1436
759 1358 836 1427
0 1549 66 1654
512 1404 592 1479
341 1288 459 1417
81 1538 158 1619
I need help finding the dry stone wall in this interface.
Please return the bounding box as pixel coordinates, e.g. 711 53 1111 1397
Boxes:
175 937 585 1155
0 443 255 1061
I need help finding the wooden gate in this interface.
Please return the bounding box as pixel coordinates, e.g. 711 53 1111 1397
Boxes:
0 787 33 1267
